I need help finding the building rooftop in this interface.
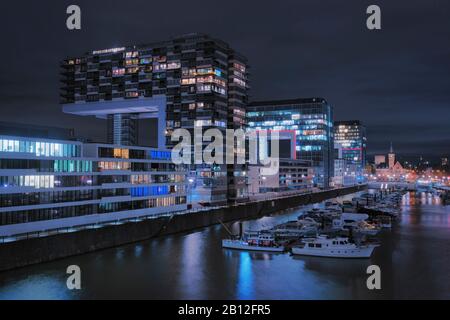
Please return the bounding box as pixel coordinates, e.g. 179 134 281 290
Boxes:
334 120 363 126
62 33 248 64
247 98 328 107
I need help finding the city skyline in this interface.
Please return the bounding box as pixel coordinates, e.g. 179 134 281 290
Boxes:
1 1 449 158
1 0 450 303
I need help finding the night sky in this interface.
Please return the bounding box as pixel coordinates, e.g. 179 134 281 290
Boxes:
1 0 449 158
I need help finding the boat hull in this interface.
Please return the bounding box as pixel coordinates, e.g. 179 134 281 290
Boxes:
222 240 285 252
358 229 380 236
291 245 376 258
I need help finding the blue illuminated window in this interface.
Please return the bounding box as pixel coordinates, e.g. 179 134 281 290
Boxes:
131 185 169 197
149 150 171 160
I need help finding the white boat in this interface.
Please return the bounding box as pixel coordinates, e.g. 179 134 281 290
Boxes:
374 215 392 228
222 239 285 252
364 205 400 216
332 212 368 228
272 218 319 238
379 221 392 228
222 230 285 252
302 208 341 220
354 221 381 236
332 215 380 235
352 196 375 207
324 200 344 211
291 235 378 258
341 200 358 213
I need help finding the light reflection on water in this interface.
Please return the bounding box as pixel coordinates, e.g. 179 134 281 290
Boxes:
237 252 253 299
0 191 449 299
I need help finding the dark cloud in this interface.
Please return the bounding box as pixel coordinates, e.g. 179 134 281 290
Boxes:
367 124 450 156
0 0 449 156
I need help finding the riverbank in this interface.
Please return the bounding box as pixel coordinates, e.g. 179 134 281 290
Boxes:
0 185 366 272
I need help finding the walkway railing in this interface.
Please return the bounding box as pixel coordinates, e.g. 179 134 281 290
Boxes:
0 184 366 244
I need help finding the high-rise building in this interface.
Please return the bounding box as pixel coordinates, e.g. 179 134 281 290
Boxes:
333 158 346 187
60 33 250 205
247 98 334 188
332 142 360 186
334 120 367 181
0 135 186 237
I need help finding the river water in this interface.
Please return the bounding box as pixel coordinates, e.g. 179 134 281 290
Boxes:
0 191 449 300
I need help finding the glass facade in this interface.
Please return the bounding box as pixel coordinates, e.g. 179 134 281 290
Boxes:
0 196 186 226
247 98 334 188
0 137 187 234
334 120 366 182
0 137 80 157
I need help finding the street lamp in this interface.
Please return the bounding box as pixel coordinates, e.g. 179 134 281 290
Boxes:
188 178 194 207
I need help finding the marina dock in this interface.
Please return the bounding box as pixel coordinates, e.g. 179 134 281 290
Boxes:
0 185 366 272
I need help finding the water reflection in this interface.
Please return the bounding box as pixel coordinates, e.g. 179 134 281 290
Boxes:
179 231 206 299
237 252 253 299
134 245 143 258
0 191 449 299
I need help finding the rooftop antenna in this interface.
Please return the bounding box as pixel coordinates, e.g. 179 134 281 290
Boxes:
389 142 394 153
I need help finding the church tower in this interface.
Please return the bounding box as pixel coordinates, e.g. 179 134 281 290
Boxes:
388 142 395 169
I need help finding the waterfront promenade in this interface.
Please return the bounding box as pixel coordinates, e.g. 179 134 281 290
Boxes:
0 185 366 271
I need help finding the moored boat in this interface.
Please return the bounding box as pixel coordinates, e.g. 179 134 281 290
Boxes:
373 215 392 228
331 213 380 235
222 230 285 252
271 218 319 239
291 235 378 258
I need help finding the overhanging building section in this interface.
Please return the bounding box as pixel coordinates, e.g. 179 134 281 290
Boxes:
62 96 166 147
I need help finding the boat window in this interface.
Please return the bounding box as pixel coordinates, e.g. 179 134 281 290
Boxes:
339 241 345 245
315 244 322 248
308 243 314 248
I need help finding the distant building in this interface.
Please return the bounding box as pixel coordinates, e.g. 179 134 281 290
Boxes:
334 120 366 182
332 143 357 187
374 155 386 166
374 143 411 181
247 98 334 188
388 142 396 169
333 158 346 187
248 159 313 194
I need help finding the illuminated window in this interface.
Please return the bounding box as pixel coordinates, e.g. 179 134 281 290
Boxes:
113 68 125 76
125 91 139 98
167 61 181 69
140 58 152 64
